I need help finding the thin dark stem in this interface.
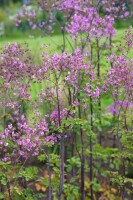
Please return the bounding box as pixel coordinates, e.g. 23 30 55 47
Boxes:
77 68 85 200
109 33 112 54
109 34 113 67
6 179 12 200
96 38 100 83
61 27 66 53
90 45 93 130
68 88 75 177
114 96 129 200
96 39 102 145
78 103 85 200
58 135 64 200
89 136 93 200
48 149 52 200
55 80 64 200
71 131 75 177
65 34 74 52
89 45 94 200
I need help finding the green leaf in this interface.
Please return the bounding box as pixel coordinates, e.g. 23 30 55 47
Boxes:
0 192 4 199
37 154 46 163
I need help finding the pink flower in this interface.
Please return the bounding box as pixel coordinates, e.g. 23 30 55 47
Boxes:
4 83 10 88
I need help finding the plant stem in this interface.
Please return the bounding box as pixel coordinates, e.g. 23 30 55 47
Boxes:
48 148 52 200
96 39 102 145
90 45 94 200
6 179 12 200
78 103 85 200
77 67 85 200
109 34 113 67
56 83 64 200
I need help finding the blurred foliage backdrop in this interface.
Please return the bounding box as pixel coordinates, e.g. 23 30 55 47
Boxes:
0 0 133 39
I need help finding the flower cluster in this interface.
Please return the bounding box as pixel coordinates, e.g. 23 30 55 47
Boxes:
66 7 115 39
104 54 133 99
0 114 48 161
106 100 132 116
15 0 129 42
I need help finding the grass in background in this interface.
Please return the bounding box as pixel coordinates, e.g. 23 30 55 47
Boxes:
0 28 127 55
0 28 130 112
